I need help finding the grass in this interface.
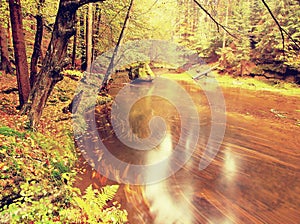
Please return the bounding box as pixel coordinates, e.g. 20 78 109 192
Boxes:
160 72 300 97
0 126 25 138
160 73 198 84
215 74 300 96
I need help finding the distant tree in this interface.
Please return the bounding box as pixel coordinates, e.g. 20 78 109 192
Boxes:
86 3 93 72
0 0 13 75
79 8 86 69
92 3 102 58
71 17 78 68
30 0 45 88
0 24 13 74
8 0 30 108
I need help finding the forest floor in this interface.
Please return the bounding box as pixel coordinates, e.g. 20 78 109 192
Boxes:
0 70 299 222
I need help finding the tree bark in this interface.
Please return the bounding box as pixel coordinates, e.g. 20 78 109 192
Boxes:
25 0 104 129
30 14 44 88
71 17 78 68
6 18 13 51
93 4 101 58
0 24 13 74
8 0 30 108
79 9 86 70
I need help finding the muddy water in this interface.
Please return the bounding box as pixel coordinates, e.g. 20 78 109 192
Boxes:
75 78 300 224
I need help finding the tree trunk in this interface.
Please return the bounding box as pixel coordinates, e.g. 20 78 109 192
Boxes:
222 1 229 49
25 0 104 129
79 9 86 70
102 0 134 85
86 3 93 72
93 4 101 58
71 17 78 68
30 14 44 88
0 24 13 74
8 0 30 108
7 18 13 51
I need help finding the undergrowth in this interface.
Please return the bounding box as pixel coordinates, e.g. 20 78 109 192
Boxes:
0 73 127 223
0 125 127 223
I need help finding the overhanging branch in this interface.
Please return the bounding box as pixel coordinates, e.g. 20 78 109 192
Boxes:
261 0 300 51
192 0 237 39
78 0 105 7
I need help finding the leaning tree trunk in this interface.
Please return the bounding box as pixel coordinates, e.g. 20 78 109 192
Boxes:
0 24 13 74
102 0 134 85
25 0 104 129
8 0 30 108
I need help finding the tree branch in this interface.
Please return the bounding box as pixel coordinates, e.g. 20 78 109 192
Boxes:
77 0 105 8
102 0 134 84
192 0 237 39
97 5 128 39
261 0 300 51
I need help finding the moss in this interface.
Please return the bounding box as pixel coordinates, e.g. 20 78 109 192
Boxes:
216 74 300 96
0 126 25 138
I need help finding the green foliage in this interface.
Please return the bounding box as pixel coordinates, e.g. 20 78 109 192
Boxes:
61 185 128 223
251 0 300 70
215 1 252 75
216 73 300 96
0 126 25 138
63 70 84 79
0 124 127 223
0 126 76 223
0 0 9 24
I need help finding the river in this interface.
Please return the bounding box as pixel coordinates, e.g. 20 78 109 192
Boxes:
74 75 300 224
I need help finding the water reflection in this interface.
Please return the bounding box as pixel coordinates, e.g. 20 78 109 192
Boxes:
145 133 194 224
146 132 173 165
79 79 300 223
222 147 238 182
145 180 194 224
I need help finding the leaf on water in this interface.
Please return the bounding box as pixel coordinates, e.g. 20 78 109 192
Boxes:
270 108 287 118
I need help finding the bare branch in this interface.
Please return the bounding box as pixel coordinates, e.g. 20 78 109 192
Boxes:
192 0 237 39
98 5 128 39
77 0 105 8
261 0 300 51
102 0 134 84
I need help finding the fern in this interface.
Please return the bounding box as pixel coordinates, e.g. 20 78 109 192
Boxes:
0 126 25 138
97 185 119 207
68 185 127 224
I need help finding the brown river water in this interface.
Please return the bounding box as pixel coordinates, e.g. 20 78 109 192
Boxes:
74 75 300 224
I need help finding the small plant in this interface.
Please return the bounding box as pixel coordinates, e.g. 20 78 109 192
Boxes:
0 124 128 223
63 70 84 80
0 126 25 138
60 185 128 224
